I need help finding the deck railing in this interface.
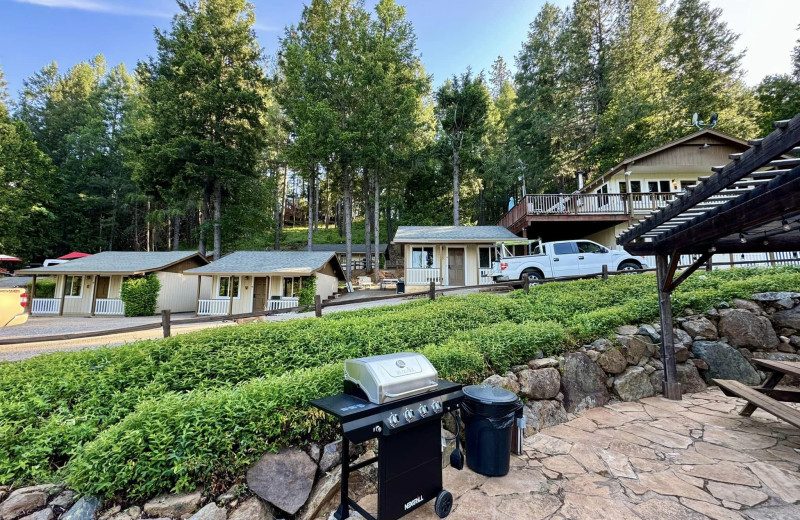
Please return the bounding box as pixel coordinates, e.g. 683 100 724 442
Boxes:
268 297 299 310
197 299 230 316
31 298 60 315
406 268 441 285
94 298 125 315
479 268 495 285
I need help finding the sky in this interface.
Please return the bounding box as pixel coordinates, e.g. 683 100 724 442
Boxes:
0 0 798 99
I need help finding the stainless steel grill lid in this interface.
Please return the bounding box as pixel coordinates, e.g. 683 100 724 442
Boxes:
344 352 439 404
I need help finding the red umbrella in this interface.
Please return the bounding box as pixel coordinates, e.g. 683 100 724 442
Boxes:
58 251 91 260
0 254 22 262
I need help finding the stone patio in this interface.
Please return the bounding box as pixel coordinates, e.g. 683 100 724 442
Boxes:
332 388 800 519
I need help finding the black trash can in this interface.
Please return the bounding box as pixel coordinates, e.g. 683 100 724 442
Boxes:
461 385 522 477
396 281 405 294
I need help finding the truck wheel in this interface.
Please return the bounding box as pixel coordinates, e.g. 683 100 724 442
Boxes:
618 262 641 273
521 270 543 285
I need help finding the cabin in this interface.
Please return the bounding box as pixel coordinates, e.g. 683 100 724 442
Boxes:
392 226 519 286
185 251 346 315
18 251 208 316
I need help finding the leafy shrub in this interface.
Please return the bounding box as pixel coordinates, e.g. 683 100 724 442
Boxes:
298 275 317 306
25 279 56 298
120 274 161 316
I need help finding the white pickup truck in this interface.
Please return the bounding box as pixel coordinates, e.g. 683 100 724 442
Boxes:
492 239 648 283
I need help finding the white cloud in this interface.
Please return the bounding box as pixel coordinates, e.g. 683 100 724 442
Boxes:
11 0 173 18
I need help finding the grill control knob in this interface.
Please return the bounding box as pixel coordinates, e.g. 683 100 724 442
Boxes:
404 409 415 422
388 413 400 427
431 401 442 413
418 404 430 416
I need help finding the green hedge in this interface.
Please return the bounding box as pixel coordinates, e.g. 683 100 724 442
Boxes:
120 274 161 316
25 279 56 299
298 275 317 306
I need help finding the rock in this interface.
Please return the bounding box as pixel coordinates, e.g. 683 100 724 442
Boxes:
143 489 203 519
676 363 707 394
560 353 610 413
691 358 709 371
791 335 800 347
638 324 660 342
216 484 244 504
0 491 48 520
247 448 317 515
229 497 271 520
777 298 795 309
528 357 558 369
617 325 638 336
613 367 655 401
18 510 53 520
751 291 800 302
773 307 800 330
691 341 760 385
650 369 664 391
518 368 560 400
308 443 322 463
106 506 141 520
98 505 121 520
732 299 762 313
61 497 100 520
49 490 76 511
778 342 795 353
621 334 653 364
585 350 601 361
673 328 693 348
318 440 344 474
481 374 521 395
643 364 655 375
297 471 340 520
523 400 568 436
187 503 226 520
597 349 627 375
681 317 718 340
718 309 779 350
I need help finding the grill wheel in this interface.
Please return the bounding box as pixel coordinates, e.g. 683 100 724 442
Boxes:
435 489 453 518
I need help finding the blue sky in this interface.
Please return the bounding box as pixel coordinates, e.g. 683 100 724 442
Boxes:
1 0 798 99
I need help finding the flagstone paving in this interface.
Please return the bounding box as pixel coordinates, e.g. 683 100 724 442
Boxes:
343 388 800 519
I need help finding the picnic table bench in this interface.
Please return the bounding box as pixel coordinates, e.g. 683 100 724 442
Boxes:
714 359 800 429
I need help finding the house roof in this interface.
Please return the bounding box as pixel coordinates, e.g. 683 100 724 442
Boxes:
184 251 346 279
308 243 388 254
392 226 519 243
582 129 750 193
17 251 206 276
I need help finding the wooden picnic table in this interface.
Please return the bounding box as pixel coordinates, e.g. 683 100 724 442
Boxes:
714 359 800 429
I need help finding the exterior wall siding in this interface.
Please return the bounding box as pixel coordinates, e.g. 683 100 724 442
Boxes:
315 272 339 300
156 272 203 313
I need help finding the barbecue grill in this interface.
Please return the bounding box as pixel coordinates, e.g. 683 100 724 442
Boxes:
312 353 464 520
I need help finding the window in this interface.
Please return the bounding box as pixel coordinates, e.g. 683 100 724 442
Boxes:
553 242 577 255
660 180 670 192
680 181 696 191
217 276 240 298
577 241 604 254
479 247 497 268
618 181 628 193
64 275 83 297
630 181 642 193
647 181 658 193
411 247 434 268
283 277 302 297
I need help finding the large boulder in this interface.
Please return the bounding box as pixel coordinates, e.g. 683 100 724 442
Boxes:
518 368 560 400
560 353 610 413
751 292 800 302
143 490 203 519
482 374 521 395
718 309 779 350
676 363 707 394
681 317 718 340
247 448 317 515
61 497 100 520
691 341 760 385
773 307 800 330
617 334 653 364
613 367 655 401
522 400 568 436
597 349 627 375
0 491 48 520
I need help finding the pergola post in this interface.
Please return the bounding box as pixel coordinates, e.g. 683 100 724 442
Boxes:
195 276 202 316
228 276 235 316
655 254 681 400
59 274 67 316
90 275 98 316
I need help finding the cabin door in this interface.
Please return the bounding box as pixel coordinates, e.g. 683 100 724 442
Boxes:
95 277 110 299
448 248 465 286
252 277 268 312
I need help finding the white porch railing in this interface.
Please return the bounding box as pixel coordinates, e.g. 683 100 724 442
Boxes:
198 299 230 316
406 268 441 285
268 297 299 310
479 268 495 285
94 298 125 315
31 298 60 315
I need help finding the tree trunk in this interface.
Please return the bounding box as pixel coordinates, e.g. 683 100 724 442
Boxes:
452 146 460 226
279 164 287 238
146 198 151 252
364 171 372 275
199 188 210 256
324 172 331 229
307 165 315 251
344 167 353 282
373 167 380 278
172 214 181 251
314 175 320 232
213 178 222 260
274 164 283 250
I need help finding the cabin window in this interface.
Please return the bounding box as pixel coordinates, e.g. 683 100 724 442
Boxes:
660 180 670 192
218 276 240 298
618 182 627 193
411 247 434 268
630 181 642 193
64 275 83 297
680 181 696 191
283 277 302 297
479 247 497 268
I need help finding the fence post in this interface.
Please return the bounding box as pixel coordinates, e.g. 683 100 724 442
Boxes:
602 264 608 281
161 309 171 338
314 294 322 317
429 280 436 301
523 276 530 294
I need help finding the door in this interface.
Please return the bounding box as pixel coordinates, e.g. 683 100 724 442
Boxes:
95 277 110 299
576 241 610 275
252 277 268 312
447 248 465 286
550 242 581 277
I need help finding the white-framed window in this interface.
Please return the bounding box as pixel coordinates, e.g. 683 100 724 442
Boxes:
217 276 240 298
283 276 302 297
478 247 497 269
64 275 83 298
411 247 434 268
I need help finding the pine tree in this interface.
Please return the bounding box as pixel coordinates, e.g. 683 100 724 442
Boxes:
489 56 512 99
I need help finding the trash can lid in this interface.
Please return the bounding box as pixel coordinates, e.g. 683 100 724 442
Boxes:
463 384 519 404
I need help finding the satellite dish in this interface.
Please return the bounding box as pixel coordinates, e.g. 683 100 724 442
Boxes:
691 113 698 126
709 113 718 128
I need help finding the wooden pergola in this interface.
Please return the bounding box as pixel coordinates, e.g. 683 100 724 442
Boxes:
617 113 800 400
